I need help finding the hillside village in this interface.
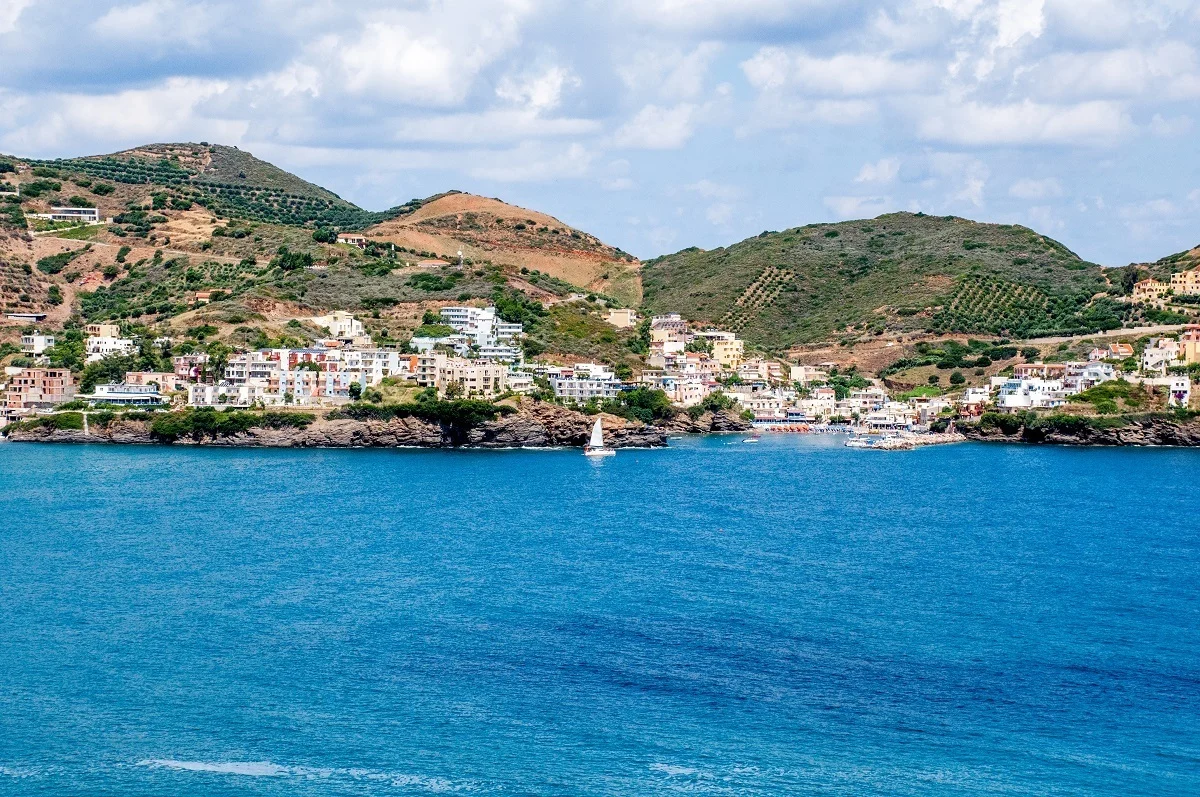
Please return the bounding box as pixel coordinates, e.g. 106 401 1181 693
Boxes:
3 144 1200 439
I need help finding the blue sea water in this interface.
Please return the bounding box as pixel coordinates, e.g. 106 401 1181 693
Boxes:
1 436 1199 796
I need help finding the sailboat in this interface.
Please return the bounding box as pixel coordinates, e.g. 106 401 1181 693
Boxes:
584 417 616 457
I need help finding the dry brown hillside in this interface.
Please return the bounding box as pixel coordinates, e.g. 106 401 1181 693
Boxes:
364 193 642 304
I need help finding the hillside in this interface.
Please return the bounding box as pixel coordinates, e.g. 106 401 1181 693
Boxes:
641 213 1140 350
0 144 640 306
365 192 641 304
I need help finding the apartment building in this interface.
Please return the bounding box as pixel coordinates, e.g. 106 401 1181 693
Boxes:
4 368 76 414
416 353 508 398
1170 269 1200 296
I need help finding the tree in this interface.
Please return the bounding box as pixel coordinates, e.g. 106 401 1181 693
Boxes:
928 374 941 385
206 342 232 382
444 381 465 399
348 382 363 400
950 370 966 385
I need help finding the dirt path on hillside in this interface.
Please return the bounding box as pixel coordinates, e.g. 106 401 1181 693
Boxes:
1025 323 1193 345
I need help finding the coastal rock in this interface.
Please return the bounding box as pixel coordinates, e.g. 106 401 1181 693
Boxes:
3 401 668 450
663 410 753 434
962 416 1200 447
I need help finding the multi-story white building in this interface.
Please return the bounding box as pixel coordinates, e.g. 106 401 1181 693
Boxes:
85 336 136 363
996 378 1068 410
1142 338 1181 374
549 363 622 402
439 306 523 357
21 331 54 355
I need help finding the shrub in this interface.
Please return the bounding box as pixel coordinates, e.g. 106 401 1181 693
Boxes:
91 182 115 196
949 370 966 385
36 250 83 275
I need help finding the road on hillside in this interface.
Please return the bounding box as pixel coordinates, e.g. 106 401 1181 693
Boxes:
1025 323 1194 345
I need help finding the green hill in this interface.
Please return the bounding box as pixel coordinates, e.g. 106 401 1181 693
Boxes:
15 143 418 229
641 213 1133 349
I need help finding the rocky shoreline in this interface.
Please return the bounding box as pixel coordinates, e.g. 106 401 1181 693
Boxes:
961 414 1200 447
2 401 752 450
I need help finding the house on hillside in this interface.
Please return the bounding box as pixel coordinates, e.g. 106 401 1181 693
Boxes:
1170 269 1200 296
21 331 55 356
1132 278 1170 305
337 234 367 248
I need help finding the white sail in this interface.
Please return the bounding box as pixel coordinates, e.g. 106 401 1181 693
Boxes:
589 418 605 449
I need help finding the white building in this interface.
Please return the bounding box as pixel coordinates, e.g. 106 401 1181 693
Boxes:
1063 361 1115 395
1141 338 1181 374
439 306 524 360
309 311 365 341
550 364 622 402
21 331 54 355
996 378 1068 410
85 336 136 363
30 207 101 224
79 383 169 407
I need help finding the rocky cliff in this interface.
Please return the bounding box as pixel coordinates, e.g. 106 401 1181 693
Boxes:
3 401 670 449
961 415 1200 447
662 409 754 434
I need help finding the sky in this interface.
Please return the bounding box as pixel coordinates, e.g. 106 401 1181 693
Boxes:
0 0 1198 264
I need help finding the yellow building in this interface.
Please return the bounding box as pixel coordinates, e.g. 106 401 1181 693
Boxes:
1170 269 1200 296
1181 325 1200 365
604 309 640 329
712 337 745 369
1132 279 1170 304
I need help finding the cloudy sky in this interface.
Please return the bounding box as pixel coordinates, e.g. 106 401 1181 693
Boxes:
1 0 1198 263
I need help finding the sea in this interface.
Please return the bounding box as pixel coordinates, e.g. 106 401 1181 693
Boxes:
1 436 1198 796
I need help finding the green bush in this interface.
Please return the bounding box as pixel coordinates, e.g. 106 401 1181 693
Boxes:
150 408 314 441
36 249 84 275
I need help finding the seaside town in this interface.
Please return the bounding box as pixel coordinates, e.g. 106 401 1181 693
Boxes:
5 288 1199 443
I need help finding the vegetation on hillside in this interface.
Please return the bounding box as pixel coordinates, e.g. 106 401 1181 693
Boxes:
642 212 1115 348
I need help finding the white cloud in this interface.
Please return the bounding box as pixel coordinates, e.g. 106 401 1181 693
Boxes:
705 203 734 225
742 47 934 96
617 43 723 101
855 157 899 184
917 99 1133 146
467 142 595 182
685 179 742 200
1009 177 1063 199
92 0 219 45
1189 189 1200 204
496 65 580 112
1028 204 1064 232
0 77 241 154
1149 113 1193 137
612 103 696 149
293 0 535 108
824 195 893 219
0 0 32 33
391 110 599 145
1021 43 1200 101
618 0 834 33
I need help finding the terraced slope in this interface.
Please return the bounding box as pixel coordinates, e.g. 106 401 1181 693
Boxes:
365 192 642 305
642 213 1124 349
